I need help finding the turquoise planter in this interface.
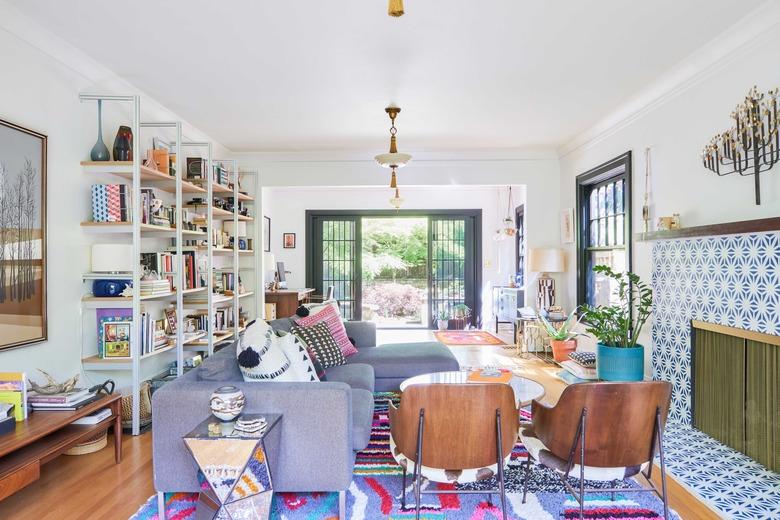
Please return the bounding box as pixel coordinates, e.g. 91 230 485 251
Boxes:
597 343 645 381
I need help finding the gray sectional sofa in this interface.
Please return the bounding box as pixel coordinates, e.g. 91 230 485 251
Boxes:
151 319 459 515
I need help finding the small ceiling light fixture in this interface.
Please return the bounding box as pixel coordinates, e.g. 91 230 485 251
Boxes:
502 186 518 236
375 106 412 189
388 0 405 17
389 187 404 209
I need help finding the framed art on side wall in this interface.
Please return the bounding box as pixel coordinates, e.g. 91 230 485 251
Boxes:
263 216 271 252
561 208 574 244
283 233 296 249
0 119 47 351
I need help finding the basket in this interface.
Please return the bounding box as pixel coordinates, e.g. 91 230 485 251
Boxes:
121 380 153 430
64 431 107 456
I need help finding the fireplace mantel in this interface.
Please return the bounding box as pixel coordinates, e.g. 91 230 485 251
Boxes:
636 216 780 241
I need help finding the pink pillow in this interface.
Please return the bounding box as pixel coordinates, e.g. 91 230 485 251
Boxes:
294 303 358 357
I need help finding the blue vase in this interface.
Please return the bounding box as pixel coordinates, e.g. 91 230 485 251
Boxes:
90 100 110 161
596 343 645 381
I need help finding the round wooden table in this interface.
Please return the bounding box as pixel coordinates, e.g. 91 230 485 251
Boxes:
399 370 546 407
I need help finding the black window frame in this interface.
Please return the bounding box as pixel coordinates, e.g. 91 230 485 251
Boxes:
575 151 633 308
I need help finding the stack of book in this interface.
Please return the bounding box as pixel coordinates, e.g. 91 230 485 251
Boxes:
140 279 172 297
141 313 171 355
91 184 131 222
214 306 235 332
559 351 598 381
0 372 28 421
28 389 99 411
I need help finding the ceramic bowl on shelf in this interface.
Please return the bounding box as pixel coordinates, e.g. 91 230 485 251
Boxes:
209 385 245 422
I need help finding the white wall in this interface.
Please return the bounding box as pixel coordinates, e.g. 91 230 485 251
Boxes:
558 17 780 370
263 185 526 322
0 1 229 385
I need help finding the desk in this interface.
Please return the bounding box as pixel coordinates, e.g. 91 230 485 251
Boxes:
264 288 315 318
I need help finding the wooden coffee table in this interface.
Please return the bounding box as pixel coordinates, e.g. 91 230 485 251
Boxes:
400 370 546 407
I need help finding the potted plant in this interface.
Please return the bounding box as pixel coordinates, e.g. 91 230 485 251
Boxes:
538 309 583 362
451 303 471 329
582 265 652 381
435 309 450 330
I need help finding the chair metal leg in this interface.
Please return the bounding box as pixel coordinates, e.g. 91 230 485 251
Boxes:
338 490 346 520
495 409 508 520
657 410 670 520
579 411 587 520
401 469 407 509
415 409 425 520
157 492 165 520
522 459 531 504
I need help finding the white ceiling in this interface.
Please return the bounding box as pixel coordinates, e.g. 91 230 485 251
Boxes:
10 0 763 151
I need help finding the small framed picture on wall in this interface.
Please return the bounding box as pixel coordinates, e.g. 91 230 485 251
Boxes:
263 216 271 252
283 233 296 249
561 208 575 244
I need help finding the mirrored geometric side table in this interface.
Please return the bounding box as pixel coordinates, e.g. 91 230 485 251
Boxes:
183 413 281 520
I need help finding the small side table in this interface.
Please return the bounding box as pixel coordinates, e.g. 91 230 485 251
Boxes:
183 413 281 519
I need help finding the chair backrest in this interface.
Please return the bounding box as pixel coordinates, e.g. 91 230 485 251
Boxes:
325 285 335 301
532 381 672 468
389 383 518 469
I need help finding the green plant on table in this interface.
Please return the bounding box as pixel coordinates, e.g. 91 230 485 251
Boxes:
582 265 653 348
538 309 583 341
435 309 450 321
451 303 471 319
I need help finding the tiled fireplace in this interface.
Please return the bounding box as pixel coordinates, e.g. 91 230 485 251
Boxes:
651 231 780 518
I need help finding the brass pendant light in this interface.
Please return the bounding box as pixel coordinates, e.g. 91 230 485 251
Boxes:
388 0 404 17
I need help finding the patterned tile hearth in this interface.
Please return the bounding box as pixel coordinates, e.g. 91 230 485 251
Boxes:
663 422 780 519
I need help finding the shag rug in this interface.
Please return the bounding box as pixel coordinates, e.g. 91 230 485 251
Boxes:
433 330 506 346
131 393 678 519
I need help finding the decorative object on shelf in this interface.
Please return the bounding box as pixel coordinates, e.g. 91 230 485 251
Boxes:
643 147 652 233
582 265 652 381
389 186 404 209
209 385 246 422
90 243 133 296
27 369 79 395
263 216 271 252
186 157 206 180
152 149 170 174
142 149 158 171
528 248 565 310
657 214 681 231
538 309 583 363
89 99 110 161
435 309 449 330
560 207 574 243
388 0 404 17
375 107 412 190
102 321 131 358
112 125 133 161
234 416 267 434
283 233 296 249
92 279 131 297
701 86 778 205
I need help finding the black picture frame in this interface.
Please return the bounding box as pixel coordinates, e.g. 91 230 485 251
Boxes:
283 233 296 249
263 216 271 252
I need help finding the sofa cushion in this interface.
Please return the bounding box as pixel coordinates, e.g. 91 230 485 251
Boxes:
291 322 346 369
268 317 295 332
325 364 375 392
351 388 374 451
294 302 358 357
347 341 459 379
238 321 299 382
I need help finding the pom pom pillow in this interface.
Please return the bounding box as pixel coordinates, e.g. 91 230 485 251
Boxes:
237 321 318 382
294 301 358 357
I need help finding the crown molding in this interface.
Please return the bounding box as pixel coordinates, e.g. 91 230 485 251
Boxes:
558 1 780 158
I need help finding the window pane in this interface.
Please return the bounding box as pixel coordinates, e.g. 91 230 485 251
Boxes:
607 215 615 246
587 249 628 307
598 186 606 218
589 189 598 221
616 214 624 245
606 182 614 216
590 220 598 246
598 218 606 247
615 180 624 214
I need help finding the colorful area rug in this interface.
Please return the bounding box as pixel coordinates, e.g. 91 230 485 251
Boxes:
131 393 678 519
434 330 505 346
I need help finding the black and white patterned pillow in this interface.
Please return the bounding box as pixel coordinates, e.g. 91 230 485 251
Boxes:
568 351 596 368
291 321 345 369
237 321 298 381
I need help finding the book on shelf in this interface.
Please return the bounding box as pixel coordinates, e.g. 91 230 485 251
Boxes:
91 184 131 223
72 408 113 425
30 393 99 411
97 308 133 358
0 372 28 421
28 388 90 404
0 402 14 418
559 360 598 380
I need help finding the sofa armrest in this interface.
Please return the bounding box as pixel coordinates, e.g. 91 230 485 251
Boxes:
152 380 354 493
345 320 377 348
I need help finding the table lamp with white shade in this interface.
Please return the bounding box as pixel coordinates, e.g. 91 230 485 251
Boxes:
528 248 565 310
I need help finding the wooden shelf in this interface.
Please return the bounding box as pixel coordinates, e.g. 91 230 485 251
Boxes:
80 222 206 236
82 344 177 371
185 204 254 221
239 291 255 299
212 248 254 256
81 161 206 194
81 296 132 309
635 217 780 241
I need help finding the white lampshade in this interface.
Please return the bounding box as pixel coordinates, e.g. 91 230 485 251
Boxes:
263 252 276 271
374 152 412 168
223 221 247 237
528 248 565 273
91 244 133 273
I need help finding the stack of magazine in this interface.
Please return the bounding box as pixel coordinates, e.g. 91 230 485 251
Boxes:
28 388 99 411
559 351 598 381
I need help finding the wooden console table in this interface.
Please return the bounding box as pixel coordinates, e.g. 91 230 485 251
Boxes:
0 393 122 501
264 288 315 318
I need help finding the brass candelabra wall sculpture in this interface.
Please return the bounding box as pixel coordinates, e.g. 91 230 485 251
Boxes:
701 86 778 205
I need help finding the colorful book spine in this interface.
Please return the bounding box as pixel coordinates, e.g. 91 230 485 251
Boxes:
0 372 27 420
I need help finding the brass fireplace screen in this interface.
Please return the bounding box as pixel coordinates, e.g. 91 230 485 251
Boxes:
692 320 779 472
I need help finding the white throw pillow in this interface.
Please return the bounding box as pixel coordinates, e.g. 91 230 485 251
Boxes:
276 331 320 382
237 321 299 382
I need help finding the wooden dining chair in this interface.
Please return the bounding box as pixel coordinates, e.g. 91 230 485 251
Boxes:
389 383 519 519
519 381 673 519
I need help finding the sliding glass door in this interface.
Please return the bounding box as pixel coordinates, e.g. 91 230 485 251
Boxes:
307 210 480 327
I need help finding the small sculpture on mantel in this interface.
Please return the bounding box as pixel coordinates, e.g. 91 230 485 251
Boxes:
28 369 79 395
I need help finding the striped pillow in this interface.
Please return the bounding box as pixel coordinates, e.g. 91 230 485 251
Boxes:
237 321 298 382
294 302 358 357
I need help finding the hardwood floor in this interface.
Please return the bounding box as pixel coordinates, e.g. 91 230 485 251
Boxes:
0 328 721 519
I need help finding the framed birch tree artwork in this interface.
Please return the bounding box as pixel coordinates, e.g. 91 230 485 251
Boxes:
0 118 47 351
